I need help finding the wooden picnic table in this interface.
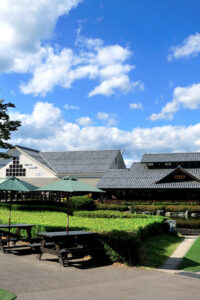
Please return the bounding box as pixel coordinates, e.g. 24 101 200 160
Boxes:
37 231 103 266
0 223 36 253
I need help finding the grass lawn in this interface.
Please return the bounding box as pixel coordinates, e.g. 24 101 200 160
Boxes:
0 208 183 267
138 234 184 268
179 236 200 272
0 209 164 234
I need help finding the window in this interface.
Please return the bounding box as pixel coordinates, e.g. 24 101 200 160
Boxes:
6 157 26 177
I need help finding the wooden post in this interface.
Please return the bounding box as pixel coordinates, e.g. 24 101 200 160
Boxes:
66 193 69 235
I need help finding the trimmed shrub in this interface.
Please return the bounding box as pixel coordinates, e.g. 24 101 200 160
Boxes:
0 196 96 212
74 210 157 219
130 205 165 213
174 218 200 229
96 203 128 211
100 231 139 265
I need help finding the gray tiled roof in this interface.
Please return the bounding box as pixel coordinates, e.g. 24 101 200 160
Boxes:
16 146 54 171
141 152 200 163
17 146 122 174
97 162 200 189
40 150 120 174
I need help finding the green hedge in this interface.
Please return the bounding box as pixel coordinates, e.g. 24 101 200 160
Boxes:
174 218 200 229
12 218 166 266
96 203 129 211
0 196 96 212
100 220 166 265
130 204 200 213
122 201 199 206
74 210 158 219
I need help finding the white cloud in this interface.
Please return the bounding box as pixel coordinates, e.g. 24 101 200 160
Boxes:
20 40 140 97
64 104 80 110
96 112 116 126
150 82 200 121
129 103 143 110
10 101 200 161
0 1 141 98
168 33 200 61
0 0 82 72
97 112 110 120
76 117 92 126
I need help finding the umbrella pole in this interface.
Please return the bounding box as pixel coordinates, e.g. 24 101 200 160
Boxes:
66 193 69 235
8 192 12 226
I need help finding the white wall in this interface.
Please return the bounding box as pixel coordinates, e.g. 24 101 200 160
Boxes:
0 150 56 179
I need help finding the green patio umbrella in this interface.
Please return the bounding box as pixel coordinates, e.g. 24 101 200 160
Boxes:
37 176 105 232
0 176 37 225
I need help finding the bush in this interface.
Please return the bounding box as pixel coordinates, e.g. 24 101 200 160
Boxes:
174 218 200 229
74 210 157 219
71 196 96 211
129 204 200 214
130 205 165 213
0 196 96 212
165 205 200 213
96 203 128 211
100 231 139 265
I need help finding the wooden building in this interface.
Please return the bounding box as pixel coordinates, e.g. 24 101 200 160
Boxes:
0 145 126 187
97 152 200 202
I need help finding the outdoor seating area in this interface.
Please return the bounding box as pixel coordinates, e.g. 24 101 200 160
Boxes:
0 175 105 267
0 225 103 267
37 230 103 267
0 223 36 253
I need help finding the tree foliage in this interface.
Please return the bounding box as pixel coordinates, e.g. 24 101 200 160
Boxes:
0 100 21 158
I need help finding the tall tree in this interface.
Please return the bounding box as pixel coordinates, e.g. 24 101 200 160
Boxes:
0 100 21 159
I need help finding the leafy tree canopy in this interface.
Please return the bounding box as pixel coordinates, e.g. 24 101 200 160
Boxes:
0 100 21 159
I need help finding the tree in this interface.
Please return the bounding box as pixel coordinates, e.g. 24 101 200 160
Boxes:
0 100 21 159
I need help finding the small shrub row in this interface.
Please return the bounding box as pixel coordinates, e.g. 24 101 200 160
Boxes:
130 205 165 213
122 201 199 206
0 196 96 212
96 203 129 211
174 218 200 229
130 204 200 213
74 210 155 219
100 220 166 265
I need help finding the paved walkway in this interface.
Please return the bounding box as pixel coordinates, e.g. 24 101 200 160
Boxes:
159 235 198 272
0 250 200 300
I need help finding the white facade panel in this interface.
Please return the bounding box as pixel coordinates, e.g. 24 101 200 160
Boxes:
0 150 56 179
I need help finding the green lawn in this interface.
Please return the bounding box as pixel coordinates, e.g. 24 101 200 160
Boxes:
139 234 184 268
179 236 200 272
0 208 183 267
0 289 17 300
0 209 164 234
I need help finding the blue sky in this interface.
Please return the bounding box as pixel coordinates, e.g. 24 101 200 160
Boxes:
1 0 200 165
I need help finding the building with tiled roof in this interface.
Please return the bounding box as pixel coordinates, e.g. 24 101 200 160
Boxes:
0 146 126 187
97 152 200 202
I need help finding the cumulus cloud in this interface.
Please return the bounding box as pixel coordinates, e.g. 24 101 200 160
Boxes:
150 82 200 121
76 117 92 126
129 103 143 110
0 0 82 72
168 33 200 61
64 104 80 110
0 0 141 98
10 101 200 161
20 40 140 97
96 112 116 126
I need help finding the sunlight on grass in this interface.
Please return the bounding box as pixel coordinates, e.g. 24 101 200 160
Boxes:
139 234 184 268
179 236 200 272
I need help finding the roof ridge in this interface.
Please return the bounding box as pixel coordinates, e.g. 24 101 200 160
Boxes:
16 145 39 153
41 149 120 154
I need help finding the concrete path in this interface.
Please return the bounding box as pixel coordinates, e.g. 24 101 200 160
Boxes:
159 235 198 272
0 249 200 300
